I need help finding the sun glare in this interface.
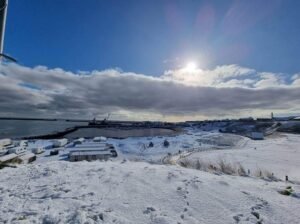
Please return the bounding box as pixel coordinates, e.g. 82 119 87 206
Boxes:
184 61 197 72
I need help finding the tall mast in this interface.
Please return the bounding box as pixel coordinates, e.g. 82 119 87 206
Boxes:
0 0 16 62
0 0 8 56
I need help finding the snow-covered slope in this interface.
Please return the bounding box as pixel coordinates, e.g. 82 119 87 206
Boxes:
107 132 245 162
0 160 299 224
184 133 300 182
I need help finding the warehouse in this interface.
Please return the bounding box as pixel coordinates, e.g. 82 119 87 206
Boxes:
68 139 117 162
69 150 115 162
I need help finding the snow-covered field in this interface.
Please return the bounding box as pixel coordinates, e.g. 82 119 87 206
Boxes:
182 133 300 182
0 160 300 224
107 131 245 162
31 131 245 164
1 130 300 223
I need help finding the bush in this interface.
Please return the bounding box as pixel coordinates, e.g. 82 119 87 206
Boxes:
195 160 202 170
236 163 247 176
279 186 294 196
254 169 278 181
178 158 192 168
218 159 235 175
175 158 249 177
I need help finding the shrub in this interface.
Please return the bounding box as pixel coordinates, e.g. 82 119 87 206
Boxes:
279 186 294 196
254 169 263 178
178 158 191 168
218 159 235 175
236 163 247 176
195 160 202 170
176 158 246 177
254 169 279 181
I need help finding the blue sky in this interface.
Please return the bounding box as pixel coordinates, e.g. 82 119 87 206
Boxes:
5 0 300 75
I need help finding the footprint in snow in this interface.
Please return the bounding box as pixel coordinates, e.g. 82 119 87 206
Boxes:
232 199 268 223
143 207 156 214
167 172 178 180
233 214 243 223
218 180 229 186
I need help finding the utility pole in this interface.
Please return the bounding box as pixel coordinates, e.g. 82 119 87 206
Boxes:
0 0 16 62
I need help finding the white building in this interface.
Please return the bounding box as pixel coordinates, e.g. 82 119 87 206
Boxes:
0 138 12 149
69 139 117 162
31 147 45 154
52 138 68 147
19 152 36 164
8 146 27 155
69 150 114 162
93 136 107 142
73 138 85 145
28 140 54 150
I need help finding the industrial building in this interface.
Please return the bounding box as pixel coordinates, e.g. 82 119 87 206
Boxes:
69 150 115 162
69 137 117 162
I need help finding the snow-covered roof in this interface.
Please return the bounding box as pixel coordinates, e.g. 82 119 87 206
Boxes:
93 136 107 141
70 151 112 156
28 140 54 149
0 153 18 163
70 147 110 153
75 142 106 148
0 138 12 146
19 152 36 161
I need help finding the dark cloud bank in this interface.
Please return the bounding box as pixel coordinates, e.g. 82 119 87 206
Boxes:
0 63 299 120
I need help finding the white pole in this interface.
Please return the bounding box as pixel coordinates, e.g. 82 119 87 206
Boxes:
0 0 8 56
0 0 16 62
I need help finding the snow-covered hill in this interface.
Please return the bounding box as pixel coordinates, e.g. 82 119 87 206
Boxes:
0 160 299 224
183 133 300 182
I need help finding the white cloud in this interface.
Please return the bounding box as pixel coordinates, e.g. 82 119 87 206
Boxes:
291 73 300 87
162 64 256 87
0 62 300 121
253 72 285 88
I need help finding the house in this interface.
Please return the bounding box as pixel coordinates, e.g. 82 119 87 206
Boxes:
31 147 45 154
0 153 18 163
0 138 12 149
52 138 68 147
29 140 54 150
93 136 107 142
73 138 85 145
19 152 36 164
27 140 54 154
19 140 28 147
8 146 27 155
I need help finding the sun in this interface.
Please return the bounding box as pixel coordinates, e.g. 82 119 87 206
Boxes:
184 61 197 72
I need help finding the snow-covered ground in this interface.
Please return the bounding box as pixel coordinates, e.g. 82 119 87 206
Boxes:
0 160 299 224
1 130 300 223
106 131 245 162
182 133 300 182
30 130 245 164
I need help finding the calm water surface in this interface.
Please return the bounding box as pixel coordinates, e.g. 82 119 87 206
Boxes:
65 127 176 138
0 120 178 139
0 120 86 139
